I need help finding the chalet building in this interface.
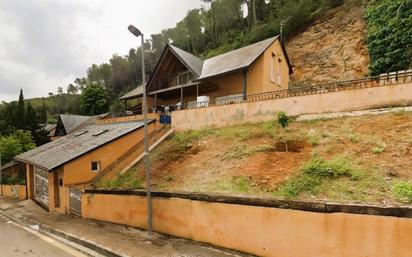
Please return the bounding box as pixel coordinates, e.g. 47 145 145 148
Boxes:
120 35 292 114
15 119 158 214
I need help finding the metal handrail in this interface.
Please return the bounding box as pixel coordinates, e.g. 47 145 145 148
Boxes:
184 70 412 110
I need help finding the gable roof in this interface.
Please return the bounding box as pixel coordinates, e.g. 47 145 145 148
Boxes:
168 45 204 77
58 114 93 135
15 120 153 171
198 36 291 80
119 85 144 100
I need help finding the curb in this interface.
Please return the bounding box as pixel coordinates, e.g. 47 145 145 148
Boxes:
0 209 129 257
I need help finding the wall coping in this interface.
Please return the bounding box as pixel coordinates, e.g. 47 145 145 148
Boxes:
84 189 412 218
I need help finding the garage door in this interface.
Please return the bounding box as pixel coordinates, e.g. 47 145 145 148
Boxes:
34 167 49 209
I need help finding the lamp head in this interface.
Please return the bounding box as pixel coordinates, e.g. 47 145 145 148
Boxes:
128 25 142 37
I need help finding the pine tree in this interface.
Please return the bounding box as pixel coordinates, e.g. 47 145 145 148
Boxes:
40 101 48 123
16 89 25 129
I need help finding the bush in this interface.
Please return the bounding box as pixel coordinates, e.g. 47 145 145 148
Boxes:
277 156 361 198
365 0 412 75
393 181 412 203
302 156 359 178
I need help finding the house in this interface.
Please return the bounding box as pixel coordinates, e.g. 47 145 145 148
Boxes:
15 119 158 213
120 35 292 114
0 161 26 183
43 124 57 141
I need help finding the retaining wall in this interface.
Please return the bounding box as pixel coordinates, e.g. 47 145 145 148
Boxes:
0 185 27 200
82 190 412 257
172 82 412 130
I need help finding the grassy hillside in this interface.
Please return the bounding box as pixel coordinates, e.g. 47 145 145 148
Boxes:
98 110 412 206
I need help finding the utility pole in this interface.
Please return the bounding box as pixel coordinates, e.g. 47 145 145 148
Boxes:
128 24 153 235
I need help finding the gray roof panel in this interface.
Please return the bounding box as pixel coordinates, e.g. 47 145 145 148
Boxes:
119 85 144 100
198 36 279 80
169 45 204 77
15 121 151 170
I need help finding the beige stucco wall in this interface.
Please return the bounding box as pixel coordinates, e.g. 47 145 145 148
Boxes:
172 82 412 130
82 193 412 257
0 185 26 200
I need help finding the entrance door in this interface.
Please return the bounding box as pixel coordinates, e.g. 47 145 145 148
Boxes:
33 167 49 209
69 187 82 216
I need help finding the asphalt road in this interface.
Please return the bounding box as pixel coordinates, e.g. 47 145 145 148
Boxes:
0 213 83 257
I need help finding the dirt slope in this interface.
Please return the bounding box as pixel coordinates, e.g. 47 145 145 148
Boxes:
286 0 369 84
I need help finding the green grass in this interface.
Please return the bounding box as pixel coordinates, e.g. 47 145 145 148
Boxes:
275 155 362 198
393 181 412 203
213 176 253 194
99 173 143 190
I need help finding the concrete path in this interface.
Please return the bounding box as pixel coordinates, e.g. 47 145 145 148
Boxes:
0 198 254 257
296 106 412 121
0 212 85 257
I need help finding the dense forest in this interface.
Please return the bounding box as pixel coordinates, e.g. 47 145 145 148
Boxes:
0 0 411 165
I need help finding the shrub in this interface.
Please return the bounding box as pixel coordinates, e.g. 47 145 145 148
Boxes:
277 156 361 198
302 156 359 178
393 181 412 203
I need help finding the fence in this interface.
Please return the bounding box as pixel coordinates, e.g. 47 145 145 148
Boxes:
185 70 412 110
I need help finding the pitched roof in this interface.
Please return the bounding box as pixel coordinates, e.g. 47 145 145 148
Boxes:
1 161 19 170
59 114 94 134
168 45 204 77
198 36 281 80
15 120 152 171
119 85 144 100
44 124 57 132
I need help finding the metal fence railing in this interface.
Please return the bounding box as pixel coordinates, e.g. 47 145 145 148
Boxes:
183 70 412 110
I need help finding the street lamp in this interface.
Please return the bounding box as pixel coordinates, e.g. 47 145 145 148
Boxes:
128 24 153 235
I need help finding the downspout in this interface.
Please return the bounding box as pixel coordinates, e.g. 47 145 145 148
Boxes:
243 69 248 101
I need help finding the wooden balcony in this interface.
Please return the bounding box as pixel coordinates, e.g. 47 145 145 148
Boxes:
150 71 194 93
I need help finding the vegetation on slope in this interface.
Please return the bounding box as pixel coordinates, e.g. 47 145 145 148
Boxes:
364 0 412 75
99 110 412 206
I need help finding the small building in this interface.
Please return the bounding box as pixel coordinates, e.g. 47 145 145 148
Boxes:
0 161 26 184
15 119 157 213
120 35 292 114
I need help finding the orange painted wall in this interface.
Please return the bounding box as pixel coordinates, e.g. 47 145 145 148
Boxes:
172 82 412 130
82 193 412 257
62 122 157 186
0 185 27 200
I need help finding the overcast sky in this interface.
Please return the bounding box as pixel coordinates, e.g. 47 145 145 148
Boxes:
0 0 202 102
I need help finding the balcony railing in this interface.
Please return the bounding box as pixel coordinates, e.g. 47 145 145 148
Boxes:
151 71 193 92
184 70 412 110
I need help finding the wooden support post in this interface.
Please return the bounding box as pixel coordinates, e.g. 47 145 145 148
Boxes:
154 94 157 113
243 69 248 101
180 87 184 110
196 83 199 98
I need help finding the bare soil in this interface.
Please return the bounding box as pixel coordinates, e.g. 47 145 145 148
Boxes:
286 0 369 84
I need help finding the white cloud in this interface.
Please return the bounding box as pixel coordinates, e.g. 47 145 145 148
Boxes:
0 0 202 102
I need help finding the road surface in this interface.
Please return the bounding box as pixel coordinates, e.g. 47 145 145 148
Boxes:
0 212 85 257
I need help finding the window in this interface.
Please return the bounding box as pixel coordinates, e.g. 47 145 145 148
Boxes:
270 53 276 83
91 161 100 172
277 58 282 85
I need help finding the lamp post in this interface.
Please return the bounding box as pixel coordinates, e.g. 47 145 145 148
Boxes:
128 24 153 235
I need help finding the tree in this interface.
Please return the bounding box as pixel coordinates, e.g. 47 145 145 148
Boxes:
67 84 78 94
25 102 50 146
80 82 109 115
15 89 25 129
365 0 412 75
0 136 23 164
277 111 290 152
0 131 36 164
40 101 47 123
